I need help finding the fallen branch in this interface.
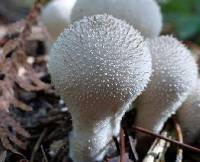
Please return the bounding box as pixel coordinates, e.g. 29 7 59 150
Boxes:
120 128 125 162
132 125 200 154
173 117 183 162
30 128 48 162
143 131 170 162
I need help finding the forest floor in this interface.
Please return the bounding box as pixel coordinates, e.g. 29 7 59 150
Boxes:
0 1 200 162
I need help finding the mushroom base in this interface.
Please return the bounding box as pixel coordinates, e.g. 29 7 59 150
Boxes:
69 118 120 162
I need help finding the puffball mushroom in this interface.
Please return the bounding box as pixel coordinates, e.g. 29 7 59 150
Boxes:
71 0 163 38
135 36 198 138
41 0 76 41
177 79 200 144
48 14 152 162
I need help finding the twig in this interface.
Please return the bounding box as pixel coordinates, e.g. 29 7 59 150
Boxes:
120 128 125 162
143 131 170 162
41 145 49 162
173 117 183 162
132 125 200 153
20 0 43 41
124 127 138 161
128 137 138 161
30 128 48 162
113 136 120 155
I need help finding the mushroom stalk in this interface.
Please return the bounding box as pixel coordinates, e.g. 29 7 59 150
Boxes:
48 14 152 162
70 117 117 161
71 0 163 38
135 36 198 139
177 79 200 144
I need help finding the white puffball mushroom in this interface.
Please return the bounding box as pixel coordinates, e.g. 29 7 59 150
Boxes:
135 36 198 137
48 14 152 162
177 79 200 144
41 0 76 41
71 0 163 38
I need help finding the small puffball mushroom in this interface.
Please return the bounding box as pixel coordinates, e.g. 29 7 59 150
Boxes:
48 14 152 162
177 79 200 144
135 36 198 138
71 0 163 38
41 0 76 41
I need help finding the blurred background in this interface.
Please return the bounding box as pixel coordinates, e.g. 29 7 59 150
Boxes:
1 0 200 43
161 0 200 43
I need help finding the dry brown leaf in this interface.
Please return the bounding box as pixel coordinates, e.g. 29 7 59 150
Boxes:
0 111 30 154
0 0 49 112
0 0 50 154
2 40 18 57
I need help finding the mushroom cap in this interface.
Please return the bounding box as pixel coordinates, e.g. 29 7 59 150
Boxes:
48 14 152 162
41 0 76 41
49 14 152 122
71 0 163 38
135 36 198 134
177 79 200 143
